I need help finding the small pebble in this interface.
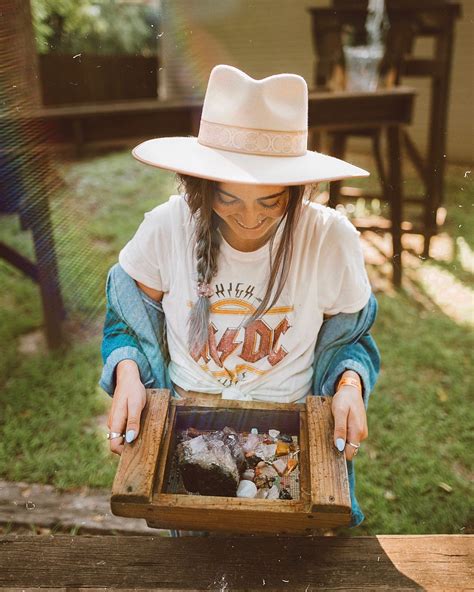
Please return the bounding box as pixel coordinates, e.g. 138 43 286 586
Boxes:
237 480 257 498
246 454 263 468
266 484 279 500
251 428 258 435
279 434 292 443
268 429 280 439
256 465 278 480
262 443 277 459
187 427 201 438
272 458 287 476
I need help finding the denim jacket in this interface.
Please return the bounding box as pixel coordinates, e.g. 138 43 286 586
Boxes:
99 262 381 527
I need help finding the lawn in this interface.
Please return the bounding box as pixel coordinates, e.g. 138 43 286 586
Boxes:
0 148 472 536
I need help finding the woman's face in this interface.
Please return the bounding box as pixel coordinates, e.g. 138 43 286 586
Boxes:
212 181 289 251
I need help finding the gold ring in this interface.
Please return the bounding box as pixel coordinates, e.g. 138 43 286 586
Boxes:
107 431 125 440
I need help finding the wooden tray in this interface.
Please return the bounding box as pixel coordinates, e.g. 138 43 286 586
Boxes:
110 389 351 534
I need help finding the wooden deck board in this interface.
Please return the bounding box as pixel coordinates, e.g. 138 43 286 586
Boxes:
0 534 471 590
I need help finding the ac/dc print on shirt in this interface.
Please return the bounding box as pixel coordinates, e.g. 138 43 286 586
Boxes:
190 280 294 389
118 194 371 403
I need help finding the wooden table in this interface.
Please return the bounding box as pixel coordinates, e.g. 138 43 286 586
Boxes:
308 1 461 261
308 87 415 287
0 534 471 590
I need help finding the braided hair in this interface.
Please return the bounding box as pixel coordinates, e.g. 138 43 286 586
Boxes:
175 173 317 358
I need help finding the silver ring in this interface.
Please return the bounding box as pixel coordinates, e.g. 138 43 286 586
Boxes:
348 441 360 456
107 431 125 440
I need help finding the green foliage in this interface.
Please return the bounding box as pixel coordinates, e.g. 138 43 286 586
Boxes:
31 0 160 55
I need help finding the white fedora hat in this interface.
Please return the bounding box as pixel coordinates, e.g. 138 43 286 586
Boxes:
132 64 369 186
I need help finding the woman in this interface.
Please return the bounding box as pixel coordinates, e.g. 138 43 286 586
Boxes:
100 64 381 527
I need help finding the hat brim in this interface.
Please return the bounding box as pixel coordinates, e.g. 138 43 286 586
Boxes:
132 137 369 186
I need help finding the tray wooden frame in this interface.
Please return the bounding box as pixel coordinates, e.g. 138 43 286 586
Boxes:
110 389 351 534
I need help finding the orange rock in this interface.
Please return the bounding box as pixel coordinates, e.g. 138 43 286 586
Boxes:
276 441 290 456
285 459 298 474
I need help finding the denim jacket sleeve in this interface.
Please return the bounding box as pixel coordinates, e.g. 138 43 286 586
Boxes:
99 278 155 398
322 332 380 410
313 292 381 411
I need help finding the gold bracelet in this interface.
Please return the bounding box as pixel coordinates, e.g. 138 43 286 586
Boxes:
337 376 362 392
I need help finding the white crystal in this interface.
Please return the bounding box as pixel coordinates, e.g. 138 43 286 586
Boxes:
266 484 279 500
236 480 257 498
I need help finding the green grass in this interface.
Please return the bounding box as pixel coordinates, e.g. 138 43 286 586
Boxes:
0 148 472 535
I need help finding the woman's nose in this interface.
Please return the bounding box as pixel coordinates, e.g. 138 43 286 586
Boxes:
236 204 262 226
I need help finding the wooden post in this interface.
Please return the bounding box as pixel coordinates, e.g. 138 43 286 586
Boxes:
306 396 351 516
387 124 403 288
111 390 171 505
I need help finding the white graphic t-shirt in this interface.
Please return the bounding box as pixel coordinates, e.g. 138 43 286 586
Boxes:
118 194 371 403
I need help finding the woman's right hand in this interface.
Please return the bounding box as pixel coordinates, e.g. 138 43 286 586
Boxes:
108 360 147 456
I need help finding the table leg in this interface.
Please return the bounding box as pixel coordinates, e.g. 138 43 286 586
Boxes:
386 125 403 288
29 191 66 349
72 119 84 158
190 107 201 136
328 132 347 209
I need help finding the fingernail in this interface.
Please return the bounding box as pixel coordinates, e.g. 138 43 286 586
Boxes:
336 438 346 452
126 430 136 443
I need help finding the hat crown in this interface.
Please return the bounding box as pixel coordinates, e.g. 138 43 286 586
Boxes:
202 65 308 132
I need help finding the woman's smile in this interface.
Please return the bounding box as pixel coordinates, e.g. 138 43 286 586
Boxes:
213 182 289 251
233 217 267 230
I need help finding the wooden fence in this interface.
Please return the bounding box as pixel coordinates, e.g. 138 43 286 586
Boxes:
38 53 159 106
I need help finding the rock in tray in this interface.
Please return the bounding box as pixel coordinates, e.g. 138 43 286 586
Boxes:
177 430 244 497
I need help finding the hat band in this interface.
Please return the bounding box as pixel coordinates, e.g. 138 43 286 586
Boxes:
198 119 307 157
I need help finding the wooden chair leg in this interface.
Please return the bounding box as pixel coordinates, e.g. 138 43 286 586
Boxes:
422 192 438 260
372 129 388 197
29 192 66 349
400 129 433 259
328 132 347 209
386 125 403 288
308 127 322 152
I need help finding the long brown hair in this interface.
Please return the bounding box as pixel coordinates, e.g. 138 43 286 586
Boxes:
174 173 318 358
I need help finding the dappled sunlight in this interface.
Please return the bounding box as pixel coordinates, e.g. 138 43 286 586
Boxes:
456 236 474 274
415 264 473 326
361 230 473 326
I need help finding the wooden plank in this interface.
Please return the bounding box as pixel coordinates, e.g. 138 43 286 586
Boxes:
171 391 303 411
34 98 203 118
111 389 170 504
0 480 157 536
152 403 177 495
0 88 415 125
306 396 351 517
0 534 471 590
308 87 416 128
297 407 312 510
142 501 350 533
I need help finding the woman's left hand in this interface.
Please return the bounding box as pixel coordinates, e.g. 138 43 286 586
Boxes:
332 378 368 461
